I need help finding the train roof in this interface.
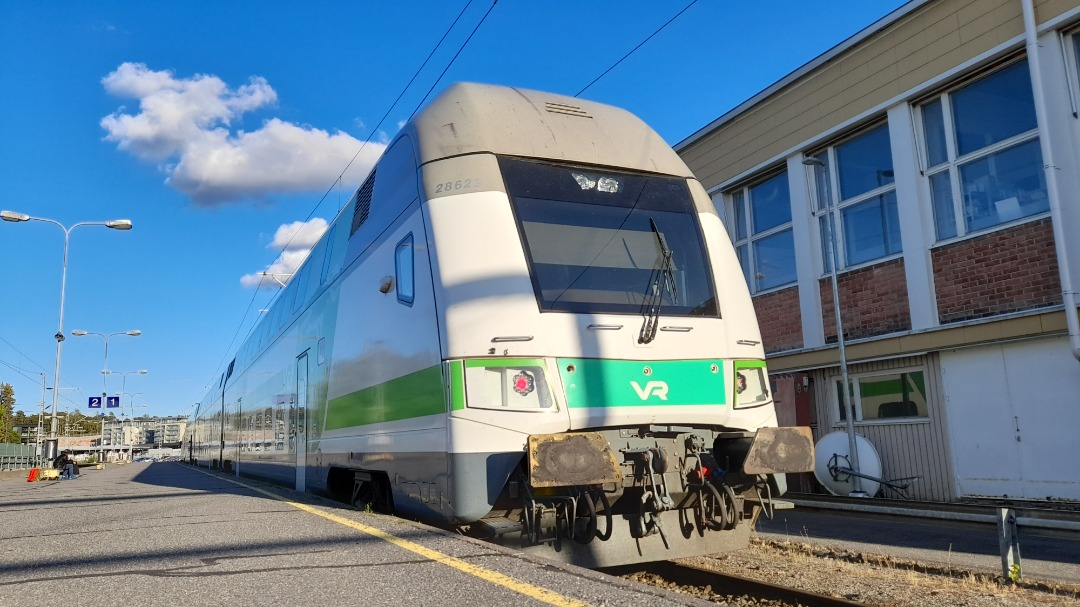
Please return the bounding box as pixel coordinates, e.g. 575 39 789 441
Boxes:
407 82 694 178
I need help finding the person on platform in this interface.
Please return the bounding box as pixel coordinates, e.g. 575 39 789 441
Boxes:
53 450 77 480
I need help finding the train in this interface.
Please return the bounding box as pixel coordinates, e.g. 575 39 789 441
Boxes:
184 82 814 568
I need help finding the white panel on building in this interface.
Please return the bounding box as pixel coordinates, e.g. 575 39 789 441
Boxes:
942 336 1080 500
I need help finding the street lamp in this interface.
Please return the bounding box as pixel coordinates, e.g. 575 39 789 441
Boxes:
117 391 145 461
802 156 864 496
0 210 132 452
108 370 147 461
72 330 141 463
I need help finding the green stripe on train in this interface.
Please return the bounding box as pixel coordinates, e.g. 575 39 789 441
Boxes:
449 360 465 411
558 358 727 408
325 365 445 430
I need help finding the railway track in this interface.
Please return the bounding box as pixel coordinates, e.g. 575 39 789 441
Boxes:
612 560 866 607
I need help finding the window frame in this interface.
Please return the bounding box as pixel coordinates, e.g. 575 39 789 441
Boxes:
806 121 901 274
500 157 719 316
831 366 930 426
395 233 415 306
916 58 1048 242
727 169 797 294
462 358 558 412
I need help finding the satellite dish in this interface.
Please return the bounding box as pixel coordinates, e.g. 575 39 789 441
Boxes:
813 431 882 497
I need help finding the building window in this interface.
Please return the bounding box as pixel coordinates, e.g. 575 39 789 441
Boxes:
807 122 901 272
918 59 1048 241
729 170 797 292
834 369 928 423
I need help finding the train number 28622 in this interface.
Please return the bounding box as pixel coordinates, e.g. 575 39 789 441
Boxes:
434 178 481 193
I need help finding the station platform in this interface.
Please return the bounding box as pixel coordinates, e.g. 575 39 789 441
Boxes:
5 464 1079 603
0 463 711 607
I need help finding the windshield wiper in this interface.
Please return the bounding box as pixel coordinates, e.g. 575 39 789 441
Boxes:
639 218 678 344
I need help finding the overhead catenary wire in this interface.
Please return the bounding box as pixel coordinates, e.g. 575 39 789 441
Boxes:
0 359 48 385
198 0 683 398
0 335 81 405
405 0 499 122
328 0 483 216
272 0 483 266
197 0 498 400
575 0 699 98
0 334 51 377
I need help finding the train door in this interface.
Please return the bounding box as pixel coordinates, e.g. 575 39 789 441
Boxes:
295 351 309 492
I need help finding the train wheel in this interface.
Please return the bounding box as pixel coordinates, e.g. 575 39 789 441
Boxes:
352 476 393 515
352 481 376 512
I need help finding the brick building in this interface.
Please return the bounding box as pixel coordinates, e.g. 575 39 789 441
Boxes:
677 0 1080 502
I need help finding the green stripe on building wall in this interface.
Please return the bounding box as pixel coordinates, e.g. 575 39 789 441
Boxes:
325 365 445 430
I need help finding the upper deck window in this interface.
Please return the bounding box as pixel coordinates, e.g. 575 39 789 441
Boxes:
499 157 717 316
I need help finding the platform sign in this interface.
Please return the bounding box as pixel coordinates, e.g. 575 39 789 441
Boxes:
106 396 120 408
88 396 102 409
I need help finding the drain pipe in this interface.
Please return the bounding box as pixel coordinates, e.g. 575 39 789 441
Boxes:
1022 0 1080 362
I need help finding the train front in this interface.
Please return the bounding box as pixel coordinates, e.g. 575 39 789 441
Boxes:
416 84 814 567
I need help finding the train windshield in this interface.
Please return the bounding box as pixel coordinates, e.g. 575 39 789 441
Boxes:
500 157 718 316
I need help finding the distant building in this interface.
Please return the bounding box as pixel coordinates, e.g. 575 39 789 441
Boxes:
12 423 41 445
677 0 1080 502
102 416 187 450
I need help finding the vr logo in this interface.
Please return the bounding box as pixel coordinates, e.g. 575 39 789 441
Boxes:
630 380 669 401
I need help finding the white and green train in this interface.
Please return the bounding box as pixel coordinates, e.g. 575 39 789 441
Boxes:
185 83 814 568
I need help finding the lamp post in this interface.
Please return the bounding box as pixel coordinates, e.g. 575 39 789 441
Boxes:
71 330 140 463
109 370 147 461
0 210 132 450
118 392 144 461
802 156 864 496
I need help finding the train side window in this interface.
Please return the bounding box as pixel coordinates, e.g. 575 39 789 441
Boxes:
291 266 310 313
320 225 338 284
395 233 414 306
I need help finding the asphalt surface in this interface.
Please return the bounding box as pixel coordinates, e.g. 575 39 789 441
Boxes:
4 463 1079 606
0 463 712 607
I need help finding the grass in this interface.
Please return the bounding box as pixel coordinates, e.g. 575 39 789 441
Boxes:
751 537 1080 599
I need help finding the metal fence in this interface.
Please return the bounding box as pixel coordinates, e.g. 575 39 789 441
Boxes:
0 443 43 471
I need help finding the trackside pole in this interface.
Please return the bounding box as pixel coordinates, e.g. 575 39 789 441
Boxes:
997 507 1022 581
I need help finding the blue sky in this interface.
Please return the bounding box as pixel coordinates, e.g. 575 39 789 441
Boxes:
0 1 905 420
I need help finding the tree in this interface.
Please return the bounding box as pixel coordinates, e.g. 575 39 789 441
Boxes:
0 383 18 443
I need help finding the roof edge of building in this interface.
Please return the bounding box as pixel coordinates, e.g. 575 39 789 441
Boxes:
673 0 931 153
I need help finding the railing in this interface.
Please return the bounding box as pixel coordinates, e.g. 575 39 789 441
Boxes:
0 444 43 470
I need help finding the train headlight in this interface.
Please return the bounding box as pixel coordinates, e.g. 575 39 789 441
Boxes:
733 361 770 409
465 359 555 411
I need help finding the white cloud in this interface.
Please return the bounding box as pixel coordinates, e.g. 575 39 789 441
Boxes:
271 218 328 251
100 62 383 205
240 218 329 288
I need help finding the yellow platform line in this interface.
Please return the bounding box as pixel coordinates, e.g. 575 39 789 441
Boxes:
200 469 593 607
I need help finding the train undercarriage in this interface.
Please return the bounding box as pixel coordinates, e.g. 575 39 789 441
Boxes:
323 425 813 568
470 425 814 568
